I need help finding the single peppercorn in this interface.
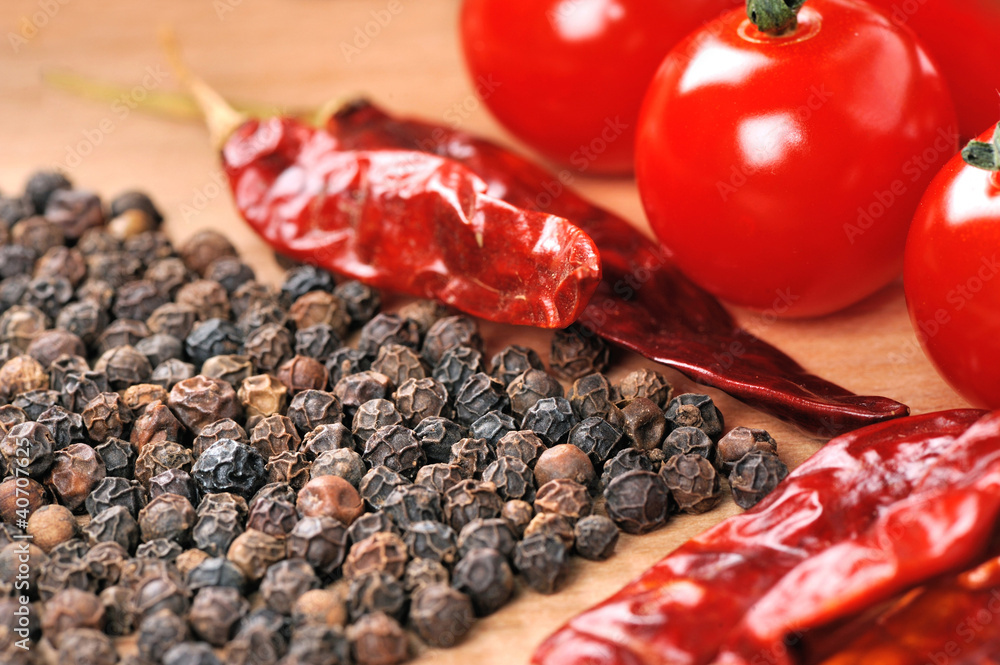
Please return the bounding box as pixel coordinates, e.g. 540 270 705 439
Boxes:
413 415 465 465
286 515 349 578
604 469 672 535
26 504 77 552
134 333 184 369
457 518 516 561
247 497 299 537
0 476 48 523
164 642 223 665
601 447 656 489
514 533 568 595
534 478 592 523
568 416 623 470
621 396 668 451
333 279 381 325
84 477 146 519
495 429 547 468
454 372 508 427
403 520 458 564
451 547 513 616
362 424 426 480
347 612 408 665
482 455 536 503
573 514 619 561
192 505 245 558
85 541 128 589
281 264 336 302
443 478 503 532
410 583 475 648
311 448 364 487
55 301 107 348
353 398 404 444
393 376 449 427
534 443 596 489
347 570 407 621
12 388 62 421
134 440 194 488
226 617 289 665
301 422 353 459
403 557 449 594
716 426 778 473
660 453 723 514
729 450 789 509
347 511 399 545
293 322 341 360
25 170 71 213
359 466 410 511
130 400 183 452
135 538 183 562
95 318 148 356
150 358 196 390
501 499 534 538
46 442 106 512
192 418 248 457
523 512 575 551
138 493 196 544
662 426 716 462
227 529 288 583
432 345 484 398
260 558 321 615
60 370 110 413
326 347 368 385
382 483 442 528
267 450 311 490
421 315 483 366
186 556 248 594
333 370 392 418
287 389 341 435
449 436 495 479
276 355 329 395
522 396 578 445
296 474 365 526
357 313 420 358
0 354 49 402
242 322 294 375
25 329 85 369
136 608 190 661
169 375 242 434
292 588 349 628
1 420 54 478
179 230 238 277
490 344 544 387
414 462 465 495
192 439 267 501
56 628 117 665
343 531 409 580
372 343 426 387
550 324 609 380
664 393 725 442
84 505 140 552
250 414 301 458
94 437 136 479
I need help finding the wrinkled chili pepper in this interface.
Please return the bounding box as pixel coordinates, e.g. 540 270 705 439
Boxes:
325 100 910 436
167 45 601 330
816 555 1000 665
531 408 989 665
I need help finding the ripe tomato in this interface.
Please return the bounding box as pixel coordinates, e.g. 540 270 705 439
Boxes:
904 124 1000 408
635 0 957 317
865 0 1000 141
459 0 741 175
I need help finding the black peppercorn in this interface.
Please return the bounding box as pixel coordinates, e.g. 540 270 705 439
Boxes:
260 558 321 615
413 415 465 465
343 531 409 580
311 448 364 487
393 376 449 427
353 398 403 444
227 618 288 665
286 389 341 435
495 429 547 468
403 520 457 564
403 557 449 594
716 426 778 472
333 279 381 326
284 624 352 665
468 410 518 448
729 450 788 509
359 466 410 511
443 478 503 532
449 436 495 479
226 529 287 583
568 416 623 469
522 396 578 445
164 642 223 665
431 345 484 398
134 440 194 488
534 443 596 489
136 608 189 661
662 425 716 462
281 264 336 302
47 442 106 512
84 505 140 552
37 405 87 450
454 372 508 427
325 346 368 385
249 414 301 458
457 517 516 561
357 313 420 358
333 370 392 418
482 455 536 502
45 189 104 241
192 505 244 558
534 478 592 523
241 322 294 375
293 322 341 360
25 170 71 213
414 462 465 495
56 628 117 665
186 556 248 594
410 583 476 648
382 483 442 528
300 422 353 459
362 424 425 480
514 532 569 594
138 493 196 544
601 447 656 489
135 538 183 562
347 570 407 622
25 329 85 369
0 354 49 402
660 453 723 514
664 393 725 442
621 396 668 451
85 477 146 519
291 588 348 628
134 333 184 369
604 469 672 535
94 437 137 479
550 324 609 381
421 315 482 366
573 514 619 561
11 388 62 421
347 612 407 665
192 439 267 501
346 511 399 546
372 343 426 386
451 547 513 616
246 497 299 537
286 515 349 578
490 344 544 387
1 420 54 478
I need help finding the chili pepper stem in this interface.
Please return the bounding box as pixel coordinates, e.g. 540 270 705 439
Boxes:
746 0 806 34
158 27 247 151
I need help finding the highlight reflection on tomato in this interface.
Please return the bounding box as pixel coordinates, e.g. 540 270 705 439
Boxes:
905 124 1000 408
459 0 741 175
635 0 957 317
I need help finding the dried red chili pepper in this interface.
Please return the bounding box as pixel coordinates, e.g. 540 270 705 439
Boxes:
167 46 601 330
531 408 989 665
815 555 1000 665
325 101 909 436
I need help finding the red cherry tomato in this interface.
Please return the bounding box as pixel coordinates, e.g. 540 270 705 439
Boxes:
459 0 742 175
865 0 1000 141
904 124 1000 408
635 0 957 317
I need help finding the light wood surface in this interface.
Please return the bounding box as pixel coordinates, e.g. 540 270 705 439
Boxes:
0 1 970 663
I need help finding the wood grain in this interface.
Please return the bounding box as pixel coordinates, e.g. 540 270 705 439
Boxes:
0 0 969 662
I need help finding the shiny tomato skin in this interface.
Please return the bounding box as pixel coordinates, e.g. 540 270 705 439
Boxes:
459 0 742 175
636 0 957 317
866 0 1000 140
904 126 1000 408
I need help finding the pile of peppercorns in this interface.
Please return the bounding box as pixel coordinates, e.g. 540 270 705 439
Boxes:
0 172 789 665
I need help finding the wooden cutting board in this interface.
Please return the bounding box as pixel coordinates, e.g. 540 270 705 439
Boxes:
0 0 970 662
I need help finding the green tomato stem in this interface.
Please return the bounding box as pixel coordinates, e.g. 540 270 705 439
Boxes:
961 123 1000 173
746 0 806 35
